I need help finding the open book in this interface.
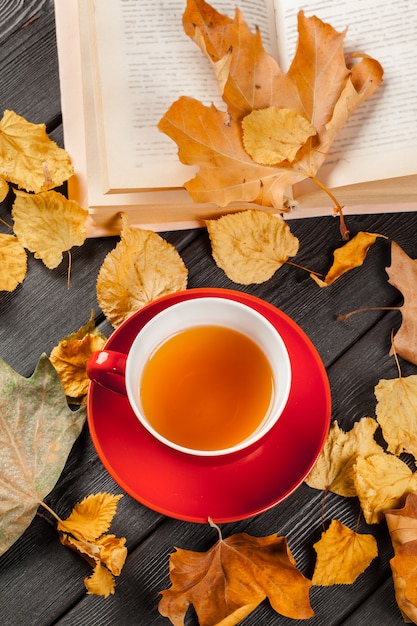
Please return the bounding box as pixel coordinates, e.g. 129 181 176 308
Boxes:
54 0 416 237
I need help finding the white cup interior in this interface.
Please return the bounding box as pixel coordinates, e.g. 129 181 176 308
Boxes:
125 297 291 456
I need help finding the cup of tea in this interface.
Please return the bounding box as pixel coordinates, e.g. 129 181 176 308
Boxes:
87 296 292 457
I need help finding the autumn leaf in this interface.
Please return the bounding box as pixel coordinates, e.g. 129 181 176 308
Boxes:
0 354 86 555
386 241 417 366
0 176 8 202
12 189 88 269
375 375 417 459
310 232 385 287
305 418 383 497
159 523 313 624
206 209 299 284
354 454 417 524
312 519 378 585
50 311 107 400
97 213 188 328
0 109 73 192
0 233 27 291
57 493 127 598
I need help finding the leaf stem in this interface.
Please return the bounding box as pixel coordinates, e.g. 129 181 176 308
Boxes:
310 174 350 240
0 216 13 230
67 250 72 289
285 260 324 277
38 500 63 524
337 306 401 322
208 516 223 542
390 329 402 378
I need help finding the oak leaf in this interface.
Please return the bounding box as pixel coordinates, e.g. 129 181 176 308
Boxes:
12 189 88 269
159 526 313 624
50 311 107 400
310 232 385 287
0 233 27 291
305 418 383 497
353 454 417 524
386 242 417 366
375 375 417 459
0 355 86 555
0 109 73 193
97 214 188 327
312 519 378 586
206 209 299 284
160 1 383 211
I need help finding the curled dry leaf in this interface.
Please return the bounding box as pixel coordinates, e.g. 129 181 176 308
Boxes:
50 311 107 400
310 231 385 287
206 209 299 284
0 109 73 192
312 519 378 586
386 241 417 366
97 214 187 328
375 375 417 459
0 355 86 555
12 189 88 269
305 418 383 497
159 528 313 624
354 454 417 524
0 233 27 291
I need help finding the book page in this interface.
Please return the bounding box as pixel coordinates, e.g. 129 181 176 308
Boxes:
273 0 417 191
87 0 277 193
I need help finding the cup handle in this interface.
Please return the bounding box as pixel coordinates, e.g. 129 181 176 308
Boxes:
87 350 128 395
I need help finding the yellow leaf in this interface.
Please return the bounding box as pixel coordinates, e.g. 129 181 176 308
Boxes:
206 210 299 284
0 109 73 192
312 520 378 585
305 418 383 497
12 189 88 269
57 493 123 541
242 107 317 165
0 177 8 202
50 311 107 399
0 234 27 291
97 214 188 328
375 375 417 458
354 454 417 524
84 562 116 598
310 232 385 287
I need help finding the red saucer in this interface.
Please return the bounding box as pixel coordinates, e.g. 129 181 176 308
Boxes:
87 289 331 523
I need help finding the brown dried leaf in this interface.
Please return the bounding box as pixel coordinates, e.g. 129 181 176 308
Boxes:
206 209 299 284
312 519 378 586
0 233 27 291
97 214 188 328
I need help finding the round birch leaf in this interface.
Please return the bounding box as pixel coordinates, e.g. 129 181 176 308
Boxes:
0 234 27 291
12 189 88 269
242 107 317 165
206 210 299 284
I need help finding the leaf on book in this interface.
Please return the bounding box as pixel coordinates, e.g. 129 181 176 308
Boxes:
386 241 417 365
305 418 383 497
312 519 378 586
50 311 107 400
97 214 188 328
310 231 385 287
159 526 313 624
206 209 299 284
160 1 383 211
0 233 27 291
12 189 88 269
0 109 73 193
0 354 86 555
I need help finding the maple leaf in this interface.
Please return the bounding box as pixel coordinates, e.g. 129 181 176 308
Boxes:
375 375 417 458
354 453 417 524
205 209 299 284
0 233 27 291
159 1 383 211
12 189 88 270
312 519 378 586
310 232 385 287
159 523 313 624
305 418 383 497
50 311 107 400
0 109 73 192
0 354 86 555
57 493 127 598
97 213 188 328
386 241 417 366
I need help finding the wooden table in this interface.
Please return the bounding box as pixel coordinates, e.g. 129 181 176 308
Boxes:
1 3 416 625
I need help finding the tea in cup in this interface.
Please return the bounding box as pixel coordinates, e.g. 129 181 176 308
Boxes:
87 296 291 456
